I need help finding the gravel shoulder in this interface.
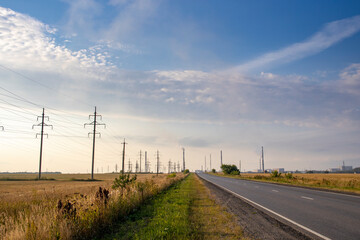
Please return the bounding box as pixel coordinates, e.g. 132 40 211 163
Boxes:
199 175 314 240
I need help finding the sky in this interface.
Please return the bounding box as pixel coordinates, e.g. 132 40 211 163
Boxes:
0 0 359 173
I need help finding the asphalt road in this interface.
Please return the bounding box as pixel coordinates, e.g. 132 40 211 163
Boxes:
197 173 360 240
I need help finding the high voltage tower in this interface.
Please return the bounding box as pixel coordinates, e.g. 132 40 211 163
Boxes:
145 151 148 172
32 108 53 179
121 139 127 174
220 150 223 166
84 107 106 180
182 148 185 171
139 150 142 173
156 150 160 176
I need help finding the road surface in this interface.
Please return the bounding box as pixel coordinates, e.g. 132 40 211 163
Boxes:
197 172 360 240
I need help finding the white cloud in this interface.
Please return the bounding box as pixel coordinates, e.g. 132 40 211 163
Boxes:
231 15 360 72
0 7 113 81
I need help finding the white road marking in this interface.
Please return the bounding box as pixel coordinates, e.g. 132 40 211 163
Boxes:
198 174 331 240
301 196 314 200
272 190 279 192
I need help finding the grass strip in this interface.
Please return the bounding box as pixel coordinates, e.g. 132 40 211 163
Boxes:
101 173 245 240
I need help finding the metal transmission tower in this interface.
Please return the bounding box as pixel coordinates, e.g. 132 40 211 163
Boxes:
84 107 106 180
220 150 223 166
156 150 160 176
32 108 53 179
205 156 207 172
121 139 127 174
262 146 265 173
210 154 212 170
182 148 185 171
139 150 142 173
168 160 171 173
145 151 148 172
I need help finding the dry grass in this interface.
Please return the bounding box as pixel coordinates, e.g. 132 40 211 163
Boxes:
0 173 185 240
216 172 360 194
190 174 245 239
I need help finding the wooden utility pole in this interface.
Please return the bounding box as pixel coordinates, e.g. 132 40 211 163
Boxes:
33 108 52 179
84 107 106 180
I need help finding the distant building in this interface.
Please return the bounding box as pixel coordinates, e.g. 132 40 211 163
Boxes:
328 168 340 173
341 165 353 171
273 168 285 173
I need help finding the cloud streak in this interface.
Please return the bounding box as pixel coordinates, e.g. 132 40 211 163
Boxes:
231 15 360 72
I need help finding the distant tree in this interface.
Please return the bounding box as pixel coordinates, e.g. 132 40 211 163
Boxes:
184 169 190 174
211 169 216 173
221 164 240 175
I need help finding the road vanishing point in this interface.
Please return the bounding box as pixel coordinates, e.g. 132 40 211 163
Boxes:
197 173 360 240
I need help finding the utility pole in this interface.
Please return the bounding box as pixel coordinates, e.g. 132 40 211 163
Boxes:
135 160 139 173
84 107 106 180
239 160 241 174
220 150 223 166
210 154 212 170
121 139 127 174
127 158 132 173
139 150 142 173
182 148 185 171
33 108 52 179
0 123 4 131
115 164 118 173
205 156 207 172
156 150 159 176
145 151 148 172
262 146 265 173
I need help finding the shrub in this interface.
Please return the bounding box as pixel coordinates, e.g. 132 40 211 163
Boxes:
112 174 137 195
167 173 176 178
285 172 293 179
211 169 216 173
221 164 240 175
184 169 189 174
271 170 282 178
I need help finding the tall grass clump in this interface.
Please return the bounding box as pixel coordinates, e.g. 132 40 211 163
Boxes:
0 174 185 240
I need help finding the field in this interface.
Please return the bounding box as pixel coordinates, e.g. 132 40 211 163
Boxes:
0 173 186 240
214 172 360 194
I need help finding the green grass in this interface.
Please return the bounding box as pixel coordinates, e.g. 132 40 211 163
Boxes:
101 174 192 240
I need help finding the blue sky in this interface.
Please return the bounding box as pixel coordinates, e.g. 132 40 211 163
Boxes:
0 1 359 173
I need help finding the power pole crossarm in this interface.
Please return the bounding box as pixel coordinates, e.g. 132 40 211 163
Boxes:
84 107 106 180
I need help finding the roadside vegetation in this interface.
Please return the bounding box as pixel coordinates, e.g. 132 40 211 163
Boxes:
212 171 360 194
102 173 245 240
0 173 185 240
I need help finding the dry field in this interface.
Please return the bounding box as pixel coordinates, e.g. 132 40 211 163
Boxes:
0 173 185 240
216 172 360 194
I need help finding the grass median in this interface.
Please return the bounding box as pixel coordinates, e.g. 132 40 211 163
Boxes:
101 173 245 240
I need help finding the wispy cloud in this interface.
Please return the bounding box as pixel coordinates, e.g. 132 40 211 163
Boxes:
231 15 360 73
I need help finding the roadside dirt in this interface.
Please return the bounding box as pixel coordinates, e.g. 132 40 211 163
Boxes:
200 177 313 240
